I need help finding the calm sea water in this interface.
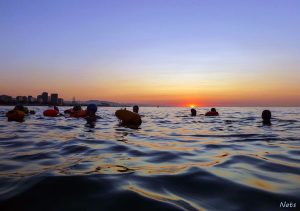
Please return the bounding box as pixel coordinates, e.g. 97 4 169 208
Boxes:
0 106 299 210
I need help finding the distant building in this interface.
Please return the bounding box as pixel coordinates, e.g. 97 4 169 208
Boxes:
15 96 27 103
16 96 23 103
42 92 48 104
0 92 63 105
22 96 28 103
12 98 17 104
28 95 34 103
50 93 58 105
58 98 64 105
0 95 12 104
37 95 43 104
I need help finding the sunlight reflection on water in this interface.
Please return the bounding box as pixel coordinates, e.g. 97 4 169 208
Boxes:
0 106 299 210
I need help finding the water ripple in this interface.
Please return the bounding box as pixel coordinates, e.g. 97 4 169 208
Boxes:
0 106 299 210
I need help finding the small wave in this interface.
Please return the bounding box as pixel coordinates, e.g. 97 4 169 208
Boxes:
0 107 300 210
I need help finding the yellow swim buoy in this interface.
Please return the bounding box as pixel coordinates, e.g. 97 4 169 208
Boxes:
6 110 25 122
115 109 142 125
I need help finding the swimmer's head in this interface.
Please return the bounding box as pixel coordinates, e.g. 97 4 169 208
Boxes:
211 108 217 112
133 105 139 113
191 108 197 116
262 110 271 124
87 103 97 114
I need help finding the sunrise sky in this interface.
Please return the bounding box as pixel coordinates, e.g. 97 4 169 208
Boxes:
0 0 299 106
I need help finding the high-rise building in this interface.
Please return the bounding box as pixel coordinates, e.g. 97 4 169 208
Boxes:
22 96 28 103
37 95 43 104
50 93 58 105
0 95 12 104
28 96 33 103
16 96 23 103
42 92 48 104
15 96 27 103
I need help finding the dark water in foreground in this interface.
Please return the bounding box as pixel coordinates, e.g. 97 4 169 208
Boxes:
0 106 299 211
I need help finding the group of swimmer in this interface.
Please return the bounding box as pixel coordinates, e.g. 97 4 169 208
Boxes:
5 103 142 126
191 107 219 117
5 104 273 126
190 107 272 125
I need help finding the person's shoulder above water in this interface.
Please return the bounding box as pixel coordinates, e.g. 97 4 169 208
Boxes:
205 108 219 116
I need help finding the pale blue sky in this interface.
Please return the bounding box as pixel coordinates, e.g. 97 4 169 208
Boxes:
0 0 299 105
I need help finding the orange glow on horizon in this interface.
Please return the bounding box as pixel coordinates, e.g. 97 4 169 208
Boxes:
1 66 299 107
182 101 206 108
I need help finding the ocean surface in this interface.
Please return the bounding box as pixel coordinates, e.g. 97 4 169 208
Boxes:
0 106 299 211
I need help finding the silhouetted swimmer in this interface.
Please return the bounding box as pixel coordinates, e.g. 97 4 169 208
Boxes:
86 104 97 116
85 103 101 123
205 108 219 116
73 105 82 112
52 106 64 116
64 104 82 114
133 105 139 113
14 104 29 114
262 110 271 125
13 104 35 115
54 106 59 112
191 108 197 116
6 104 29 122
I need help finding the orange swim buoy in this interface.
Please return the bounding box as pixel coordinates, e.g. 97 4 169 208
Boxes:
64 108 73 114
205 111 219 116
115 109 142 125
6 110 25 122
43 109 59 117
70 110 87 118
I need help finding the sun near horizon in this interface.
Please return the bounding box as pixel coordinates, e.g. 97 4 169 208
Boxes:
1 1 300 107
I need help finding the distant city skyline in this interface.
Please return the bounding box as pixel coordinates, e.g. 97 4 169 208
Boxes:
1 0 300 107
0 91 64 106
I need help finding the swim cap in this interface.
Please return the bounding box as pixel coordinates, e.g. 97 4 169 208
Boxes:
262 110 271 120
87 104 97 113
